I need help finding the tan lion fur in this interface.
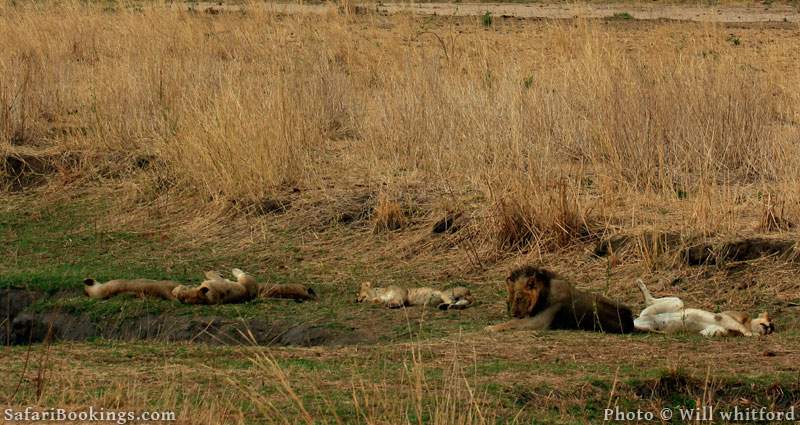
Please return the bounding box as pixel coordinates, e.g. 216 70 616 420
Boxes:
633 279 775 337
357 281 474 310
83 278 180 301
172 269 259 305
171 269 318 305
260 283 317 302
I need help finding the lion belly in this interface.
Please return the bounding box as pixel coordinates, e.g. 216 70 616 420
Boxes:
551 298 634 334
635 309 739 334
407 288 443 307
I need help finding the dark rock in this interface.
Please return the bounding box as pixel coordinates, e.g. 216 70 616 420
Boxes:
684 238 797 266
255 198 290 215
432 212 467 234
594 231 685 257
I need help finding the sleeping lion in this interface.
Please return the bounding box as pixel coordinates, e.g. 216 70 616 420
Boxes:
633 279 775 337
172 269 317 304
84 269 316 304
357 281 474 310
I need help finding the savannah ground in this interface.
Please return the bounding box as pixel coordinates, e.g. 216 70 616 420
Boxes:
2 1 800 423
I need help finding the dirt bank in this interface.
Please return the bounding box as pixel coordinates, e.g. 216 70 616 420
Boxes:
1 289 367 347
184 2 800 23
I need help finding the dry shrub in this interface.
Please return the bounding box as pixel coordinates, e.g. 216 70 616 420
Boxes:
373 192 406 233
759 193 796 232
492 180 594 251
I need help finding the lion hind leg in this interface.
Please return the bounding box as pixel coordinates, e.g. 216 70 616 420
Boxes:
637 279 685 316
445 299 471 310
639 298 684 317
204 271 224 281
636 279 657 306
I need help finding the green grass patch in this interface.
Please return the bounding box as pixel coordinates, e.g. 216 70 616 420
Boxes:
610 11 635 20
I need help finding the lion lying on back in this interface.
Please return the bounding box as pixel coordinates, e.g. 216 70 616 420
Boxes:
633 279 775 337
171 269 259 304
357 281 474 310
172 269 317 305
84 269 316 304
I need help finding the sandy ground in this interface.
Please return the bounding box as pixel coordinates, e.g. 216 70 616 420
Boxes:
188 2 800 23
380 2 800 22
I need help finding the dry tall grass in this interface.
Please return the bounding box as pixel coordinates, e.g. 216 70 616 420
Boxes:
2 2 798 250
244 343 492 424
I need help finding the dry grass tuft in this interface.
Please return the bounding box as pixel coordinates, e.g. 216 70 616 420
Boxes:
243 339 492 424
759 193 795 232
373 192 407 233
492 181 594 251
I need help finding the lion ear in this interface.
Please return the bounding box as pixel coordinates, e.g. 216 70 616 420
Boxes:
760 311 771 320
534 269 553 283
200 287 210 295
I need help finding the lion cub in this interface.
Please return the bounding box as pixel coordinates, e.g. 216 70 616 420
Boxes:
634 280 775 337
172 269 318 305
357 281 474 310
84 278 180 301
172 269 259 305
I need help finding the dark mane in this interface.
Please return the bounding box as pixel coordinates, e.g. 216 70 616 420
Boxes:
507 265 634 334
507 265 556 283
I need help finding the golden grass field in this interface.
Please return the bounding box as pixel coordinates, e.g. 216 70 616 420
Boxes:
2 1 800 423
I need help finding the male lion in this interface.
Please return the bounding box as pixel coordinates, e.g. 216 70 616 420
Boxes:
633 279 775 337
484 266 634 333
172 269 317 305
357 281 474 310
84 278 180 301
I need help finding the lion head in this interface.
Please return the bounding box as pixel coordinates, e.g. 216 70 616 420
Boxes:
356 281 372 303
724 310 775 336
505 266 555 319
750 311 776 335
172 284 212 305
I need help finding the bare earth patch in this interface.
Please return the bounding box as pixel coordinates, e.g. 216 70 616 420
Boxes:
186 1 800 23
